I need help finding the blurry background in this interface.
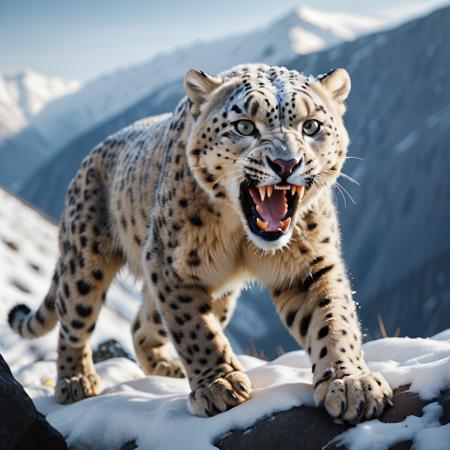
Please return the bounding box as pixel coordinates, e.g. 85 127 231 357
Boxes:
1 0 449 359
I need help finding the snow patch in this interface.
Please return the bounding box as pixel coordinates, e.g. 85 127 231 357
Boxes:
328 403 445 450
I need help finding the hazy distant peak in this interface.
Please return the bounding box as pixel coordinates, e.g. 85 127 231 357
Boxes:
0 70 80 140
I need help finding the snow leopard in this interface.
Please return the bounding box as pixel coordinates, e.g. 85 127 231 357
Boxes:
9 63 393 423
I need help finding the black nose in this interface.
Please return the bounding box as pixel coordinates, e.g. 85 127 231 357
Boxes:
266 157 301 179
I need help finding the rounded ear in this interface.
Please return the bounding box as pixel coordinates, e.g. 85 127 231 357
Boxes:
184 69 222 116
318 68 351 104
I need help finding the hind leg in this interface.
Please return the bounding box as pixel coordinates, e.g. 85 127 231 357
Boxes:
211 288 239 329
54 167 125 403
132 284 185 378
55 247 123 403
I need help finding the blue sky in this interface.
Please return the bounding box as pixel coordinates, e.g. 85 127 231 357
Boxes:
0 0 446 81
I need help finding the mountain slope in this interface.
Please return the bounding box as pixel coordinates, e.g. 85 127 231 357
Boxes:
18 6 450 356
0 187 141 371
287 6 450 339
0 6 383 190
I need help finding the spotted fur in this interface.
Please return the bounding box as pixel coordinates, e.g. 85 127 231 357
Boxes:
8 64 392 421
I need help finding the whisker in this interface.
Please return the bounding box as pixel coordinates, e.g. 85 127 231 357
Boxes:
333 183 347 207
335 180 356 205
218 173 246 190
191 163 242 170
339 172 360 186
212 168 244 183
345 156 365 161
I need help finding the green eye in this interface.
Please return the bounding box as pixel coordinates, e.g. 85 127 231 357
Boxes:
234 120 256 136
302 119 322 136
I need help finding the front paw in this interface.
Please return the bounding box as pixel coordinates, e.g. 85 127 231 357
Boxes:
188 371 251 417
314 369 393 423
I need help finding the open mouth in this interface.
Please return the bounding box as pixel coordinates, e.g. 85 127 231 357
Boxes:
240 183 305 241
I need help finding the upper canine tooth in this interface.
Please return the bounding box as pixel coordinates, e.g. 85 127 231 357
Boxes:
290 185 296 195
267 185 273 198
258 186 266 201
297 186 305 199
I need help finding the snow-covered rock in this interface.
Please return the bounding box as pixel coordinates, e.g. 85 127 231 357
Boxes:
12 333 450 450
218 385 450 450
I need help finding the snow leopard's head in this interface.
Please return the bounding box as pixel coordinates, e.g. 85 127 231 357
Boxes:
185 63 350 251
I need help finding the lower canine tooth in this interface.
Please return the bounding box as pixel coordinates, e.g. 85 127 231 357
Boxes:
256 218 268 231
280 217 291 231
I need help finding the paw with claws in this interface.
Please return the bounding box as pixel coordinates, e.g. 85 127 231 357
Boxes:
314 369 393 423
188 371 252 417
55 372 102 404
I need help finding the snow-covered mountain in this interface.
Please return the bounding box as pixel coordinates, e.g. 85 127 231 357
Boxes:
0 70 80 141
0 6 384 190
18 6 450 357
0 71 80 190
23 6 384 151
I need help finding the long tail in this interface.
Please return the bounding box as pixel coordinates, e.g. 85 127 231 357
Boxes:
8 268 59 339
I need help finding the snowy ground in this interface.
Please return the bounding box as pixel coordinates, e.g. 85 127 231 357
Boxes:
14 332 450 450
1 187 450 449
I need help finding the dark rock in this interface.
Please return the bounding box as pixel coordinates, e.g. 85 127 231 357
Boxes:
0 353 67 450
389 441 413 450
438 389 450 425
216 385 448 450
121 440 138 450
93 339 134 363
379 385 427 423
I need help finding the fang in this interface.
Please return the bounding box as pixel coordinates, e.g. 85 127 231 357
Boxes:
258 186 266 201
256 218 269 231
280 217 291 232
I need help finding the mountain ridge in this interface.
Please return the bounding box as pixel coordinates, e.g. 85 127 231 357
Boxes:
0 70 79 141
0 6 385 189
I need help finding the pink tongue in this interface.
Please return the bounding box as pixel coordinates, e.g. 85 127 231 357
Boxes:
250 188 286 228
